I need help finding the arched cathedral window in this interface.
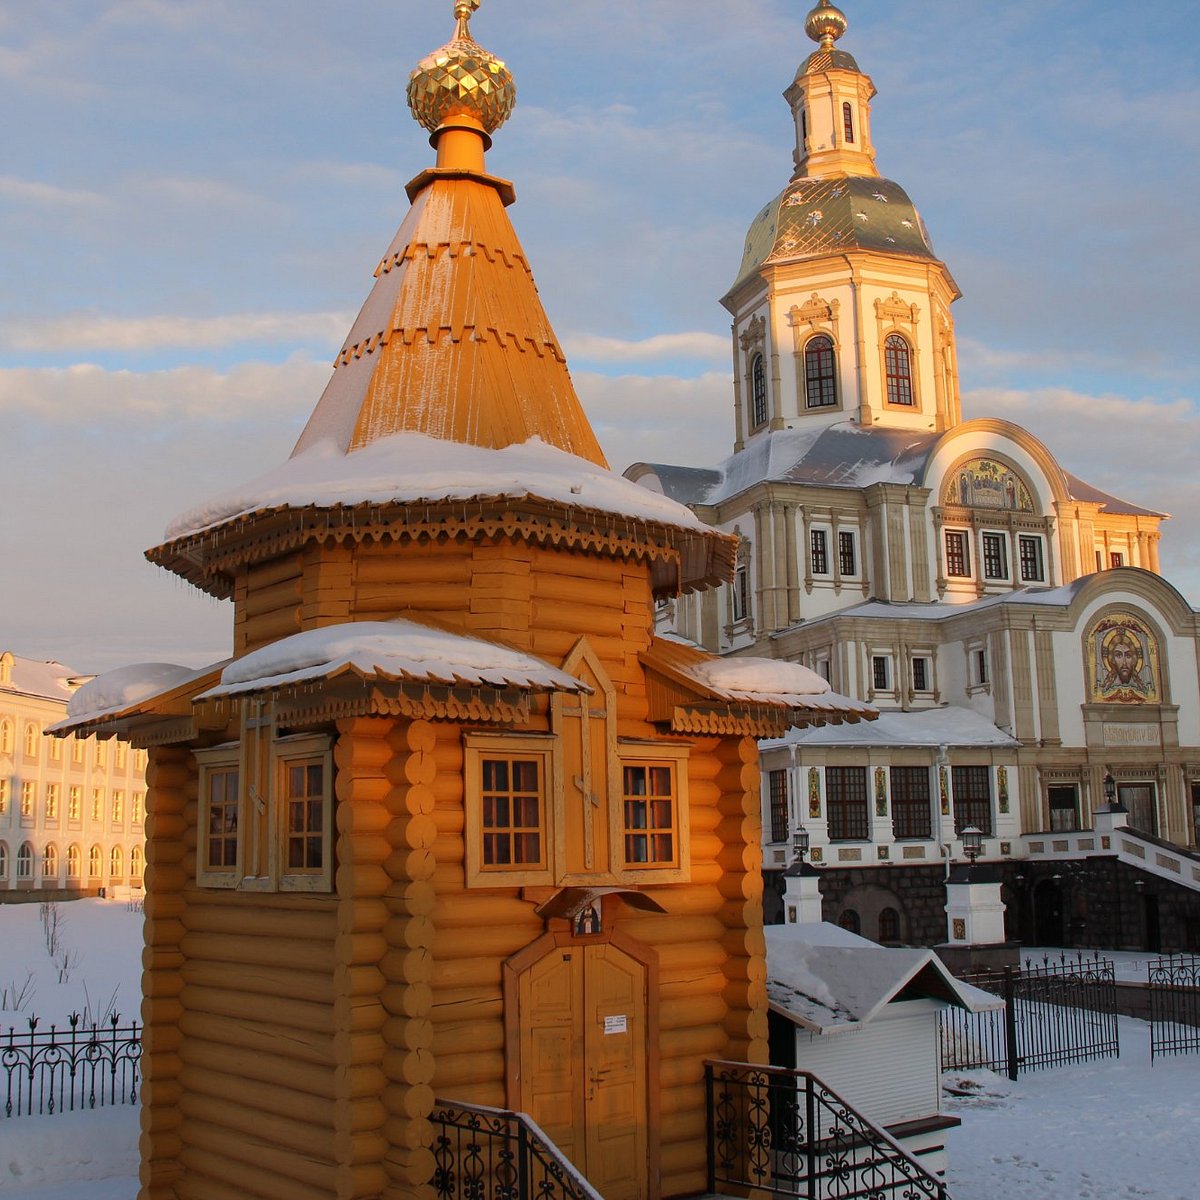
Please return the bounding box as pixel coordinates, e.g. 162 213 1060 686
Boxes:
751 353 768 427
843 102 855 144
804 335 837 408
884 334 914 406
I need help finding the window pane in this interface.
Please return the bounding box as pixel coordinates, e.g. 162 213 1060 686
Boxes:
480 755 543 869
951 766 993 835
826 767 869 841
622 762 676 867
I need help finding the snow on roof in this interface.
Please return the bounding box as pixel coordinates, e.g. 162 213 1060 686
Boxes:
164 432 715 543
632 423 940 508
196 620 590 700
59 662 214 727
1063 472 1165 519
763 705 1018 749
1 653 86 704
766 923 1000 1033
680 656 877 717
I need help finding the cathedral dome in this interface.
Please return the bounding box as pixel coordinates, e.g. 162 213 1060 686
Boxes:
729 175 944 294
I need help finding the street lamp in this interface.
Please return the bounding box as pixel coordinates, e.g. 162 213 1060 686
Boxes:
960 826 984 864
792 826 811 864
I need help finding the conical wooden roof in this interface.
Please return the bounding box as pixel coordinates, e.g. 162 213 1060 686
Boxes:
292 162 607 466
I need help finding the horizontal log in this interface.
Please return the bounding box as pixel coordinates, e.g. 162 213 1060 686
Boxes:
182 903 336 940
180 983 331 1034
180 1061 333 1129
246 554 303 590
179 1011 332 1068
178 1133 332 1200
181 1035 333 1100
181 961 334 1006
431 1049 506 1091
430 1017 504 1057
243 577 302 619
242 608 302 644
179 931 332 973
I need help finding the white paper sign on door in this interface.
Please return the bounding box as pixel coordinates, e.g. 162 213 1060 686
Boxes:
603 1014 627 1035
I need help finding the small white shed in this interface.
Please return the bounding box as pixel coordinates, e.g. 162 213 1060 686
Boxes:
766 922 999 1177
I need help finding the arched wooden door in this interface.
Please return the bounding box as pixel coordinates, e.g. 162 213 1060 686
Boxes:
508 935 653 1200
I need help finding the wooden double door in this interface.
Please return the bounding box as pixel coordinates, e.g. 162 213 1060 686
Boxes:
514 940 649 1200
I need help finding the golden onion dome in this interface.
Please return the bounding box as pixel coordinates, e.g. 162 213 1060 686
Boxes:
407 1 516 137
804 1 849 49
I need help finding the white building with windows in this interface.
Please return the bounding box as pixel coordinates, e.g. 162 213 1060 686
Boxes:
629 1 1200 951
0 650 148 899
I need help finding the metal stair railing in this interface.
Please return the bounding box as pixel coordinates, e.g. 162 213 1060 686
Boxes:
705 1059 948 1200
430 1098 604 1200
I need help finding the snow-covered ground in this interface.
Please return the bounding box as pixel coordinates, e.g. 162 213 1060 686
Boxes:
3 903 1198 1198
0 897 144 1032
945 1017 1199 1200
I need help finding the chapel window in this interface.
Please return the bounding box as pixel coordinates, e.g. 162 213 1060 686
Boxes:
890 767 933 840
0 842 9 878
911 657 930 692
198 756 240 887
982 532 1009 581
826 766 869 841
0 718 12 755
1019 535 1045 583
45 784 59 822
20 782 34 819
751 353 769 427
838 908 861 935
768 770 790 845
1110 552 1125 569
42 843 58 879
88 844 102 879
131 845 144 882
872 656 891 691
17 842 33 880
0 779 8 817
811 529 829 575
884 334 914 406
804 335 837 408
842 101 855 144
732 564 751 624
622 762 678 868
67 844 82 879
878 907 901 944
838 530 857 577
945 530 971 578
24 723 39 759
465 734 553 887
110 845 123 880
952 766 993 836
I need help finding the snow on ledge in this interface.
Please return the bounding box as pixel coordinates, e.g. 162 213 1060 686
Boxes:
164 433 715 542
690 657 832 698
197 620 590 699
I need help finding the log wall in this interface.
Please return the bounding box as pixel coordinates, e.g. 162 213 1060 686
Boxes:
146 533 767 1199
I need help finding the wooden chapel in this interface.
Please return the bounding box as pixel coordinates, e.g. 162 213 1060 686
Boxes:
59 5 874 1199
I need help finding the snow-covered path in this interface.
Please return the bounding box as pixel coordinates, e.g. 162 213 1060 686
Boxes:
945 1016 1199 1200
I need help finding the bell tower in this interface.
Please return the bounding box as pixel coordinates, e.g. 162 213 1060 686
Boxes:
725 1 963 450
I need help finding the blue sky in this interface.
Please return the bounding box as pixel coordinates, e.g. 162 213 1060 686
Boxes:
3 0 1199 672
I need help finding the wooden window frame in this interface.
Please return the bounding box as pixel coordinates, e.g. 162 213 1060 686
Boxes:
196 744 243 889
275 735 334 894
614 743 691 882
465 733 555 888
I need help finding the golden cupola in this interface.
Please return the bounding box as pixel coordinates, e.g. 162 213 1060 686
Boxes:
785 1 878 180
291 0 606 466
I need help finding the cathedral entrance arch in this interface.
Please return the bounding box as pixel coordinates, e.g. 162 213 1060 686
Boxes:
504 929 658 1200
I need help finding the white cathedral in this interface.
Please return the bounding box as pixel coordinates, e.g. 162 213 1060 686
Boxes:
628 1 1200 953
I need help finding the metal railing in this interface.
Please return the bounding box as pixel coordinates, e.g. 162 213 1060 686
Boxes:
940 953 1118 1080
1149 953 1200 1062
430 1099 603 1200
705 1059 947 1200
2 1014 141 1118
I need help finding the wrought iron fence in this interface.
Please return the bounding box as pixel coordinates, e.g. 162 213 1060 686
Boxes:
430 1099 603 1200
1148 953 1200 1062
2 1014 141 1118
704 1059 947 1200
940 953 1118 1080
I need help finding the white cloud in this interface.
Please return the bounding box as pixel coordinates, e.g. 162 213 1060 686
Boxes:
0 174 105 207
2 311 352 353
563 331 728 366
0 357 332 423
